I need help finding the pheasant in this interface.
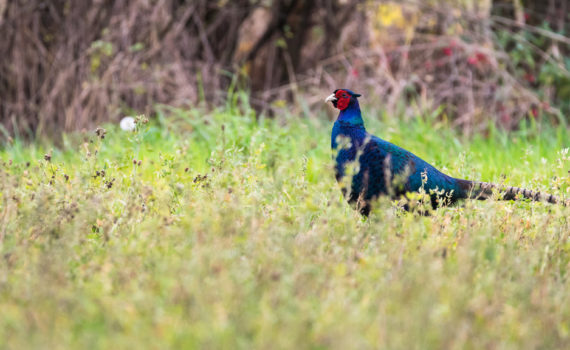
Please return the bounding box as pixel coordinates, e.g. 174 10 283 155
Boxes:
326 89 568 216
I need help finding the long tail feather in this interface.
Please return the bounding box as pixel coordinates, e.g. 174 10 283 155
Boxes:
457 179 570 206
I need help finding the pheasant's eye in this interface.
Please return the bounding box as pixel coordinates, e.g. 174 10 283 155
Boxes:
343 94 348 98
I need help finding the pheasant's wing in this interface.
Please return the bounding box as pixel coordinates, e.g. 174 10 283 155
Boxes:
353 136 417 198
365 135 459 195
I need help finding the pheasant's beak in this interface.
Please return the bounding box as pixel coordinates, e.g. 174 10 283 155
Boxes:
325 94 337 103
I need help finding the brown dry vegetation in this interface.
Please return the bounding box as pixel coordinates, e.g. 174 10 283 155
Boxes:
0 0 569 138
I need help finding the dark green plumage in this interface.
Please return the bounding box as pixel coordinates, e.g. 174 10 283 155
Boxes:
327 89 568 215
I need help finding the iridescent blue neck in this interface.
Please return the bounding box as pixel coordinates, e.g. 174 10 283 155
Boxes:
336 100 364 127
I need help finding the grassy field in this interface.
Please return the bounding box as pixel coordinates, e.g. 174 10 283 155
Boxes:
1 99 570 349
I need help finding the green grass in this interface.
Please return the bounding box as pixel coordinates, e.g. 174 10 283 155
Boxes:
1 101 570 349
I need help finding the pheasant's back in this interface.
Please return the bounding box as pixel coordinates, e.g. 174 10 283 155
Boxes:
334 131 468 205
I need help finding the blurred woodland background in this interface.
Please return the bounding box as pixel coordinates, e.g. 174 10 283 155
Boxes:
0 0 569 138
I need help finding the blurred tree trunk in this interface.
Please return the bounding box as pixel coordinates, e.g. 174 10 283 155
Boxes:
243 0 361 105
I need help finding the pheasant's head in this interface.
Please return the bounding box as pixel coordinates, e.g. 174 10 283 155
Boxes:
325 89 361 111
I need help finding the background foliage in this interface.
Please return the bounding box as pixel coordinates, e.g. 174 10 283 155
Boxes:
1 0 569 138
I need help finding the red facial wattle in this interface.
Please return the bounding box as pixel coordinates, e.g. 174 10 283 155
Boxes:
337 97 349 110
335 90 350 110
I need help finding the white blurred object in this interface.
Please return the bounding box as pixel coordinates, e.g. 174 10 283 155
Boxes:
120 116 136 131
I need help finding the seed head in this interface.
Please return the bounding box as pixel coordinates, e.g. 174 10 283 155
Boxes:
95 127 107 139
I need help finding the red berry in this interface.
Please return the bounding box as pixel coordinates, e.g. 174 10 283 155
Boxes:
524 73 535 83
443 47 453 56
500 113 511 125
467 56 477 65
475 52 487 63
